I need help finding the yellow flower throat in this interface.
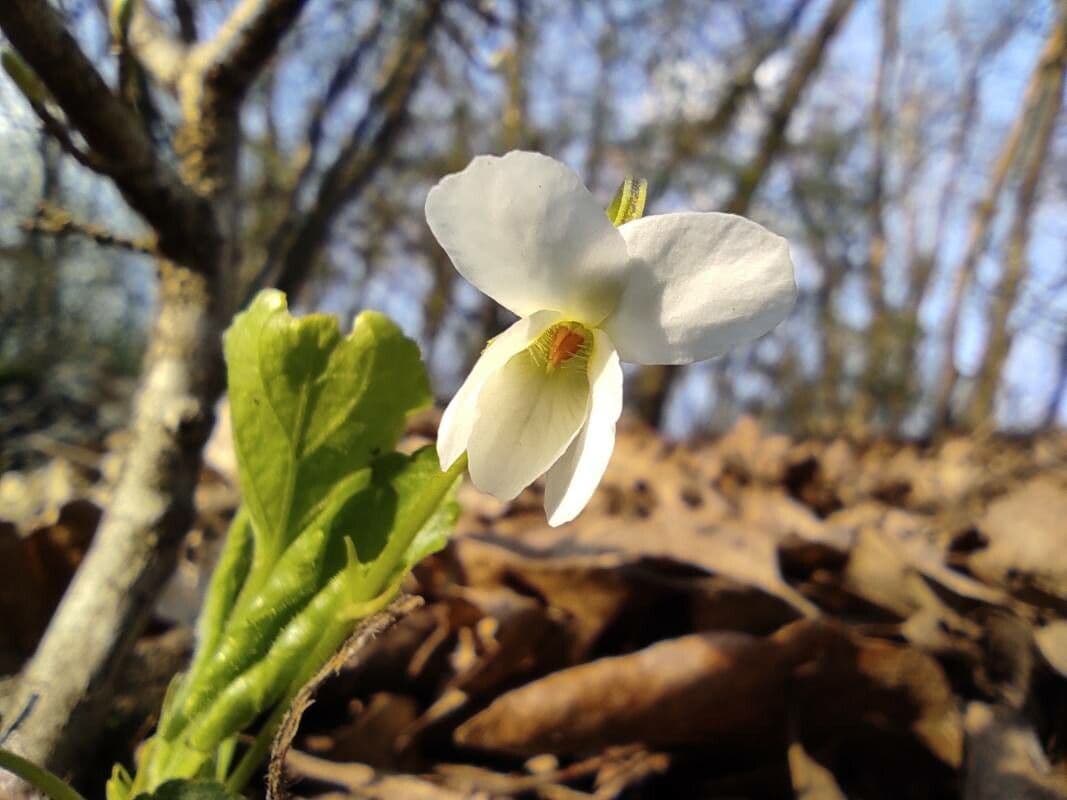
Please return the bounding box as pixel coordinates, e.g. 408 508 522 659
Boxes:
529 322 592 373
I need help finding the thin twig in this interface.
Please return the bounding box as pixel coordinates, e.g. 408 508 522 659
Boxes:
0 0 217 269
191 0 311 114
265 595 425 800
23 100 100 173
21 202 157 256
260 0 444 301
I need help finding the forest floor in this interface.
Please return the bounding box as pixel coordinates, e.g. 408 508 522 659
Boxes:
2 412 1067 799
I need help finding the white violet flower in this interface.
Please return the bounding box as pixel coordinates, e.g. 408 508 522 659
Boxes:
426 151 796 526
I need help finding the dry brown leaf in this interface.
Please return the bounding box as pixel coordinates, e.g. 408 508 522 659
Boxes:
738 487 847 548
454 626 807 757
969 479 1067 602
829 502 1009 609
283 751 470 799
454 619 960 767
0 500 98 670
462 519 819 619
429 748 654 797
395 687 470 755
852 638 964 766
313 692 420 768
963 702 1067 800
717 415 793 483
842 525 1010 669
591 748 670 798
0 457 99 532
1035 621 1067 678
788 740 846 800
453 544 636 662
845 527 956 618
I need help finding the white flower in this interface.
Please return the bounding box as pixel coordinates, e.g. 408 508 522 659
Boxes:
426 151 796 526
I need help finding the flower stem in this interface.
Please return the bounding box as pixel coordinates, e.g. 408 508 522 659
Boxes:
0 748 87 800
224 611 351 793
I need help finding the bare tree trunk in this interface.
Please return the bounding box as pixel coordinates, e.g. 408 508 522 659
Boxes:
583 23 617 192
502 0 530 152
1044 339 1067 428
0 0 308 790
852 0 897 429
864 0 896 320
648 0 812 197
789 174 850 426
633 365 674 426
929 13 1062 427
894 58 980 428
637 0 855 430
967 12 1067 425
0 267 224 786
722 0 856 215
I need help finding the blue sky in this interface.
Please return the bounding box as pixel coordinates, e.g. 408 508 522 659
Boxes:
1 0 1063 433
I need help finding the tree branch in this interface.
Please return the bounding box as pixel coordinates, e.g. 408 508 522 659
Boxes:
254 0 443 300
191 0 311 117
724 0 856 215
647 0 813 196
636 0 853 429
929 11 1062 426
128 4 190 89
21 99 101 173
0 0 217 270
173 0 198 44
240 6 385 293
968 9 1067 424
851 0 898 429
0 0 305 790
20 201 158 256
177 0 310 310
292 8 385 204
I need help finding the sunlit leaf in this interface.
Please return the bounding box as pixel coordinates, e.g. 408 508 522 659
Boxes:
133 779 240 800
223 290 431 559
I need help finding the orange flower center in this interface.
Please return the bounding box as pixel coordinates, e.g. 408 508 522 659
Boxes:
548 325 586 368
529 322 592 373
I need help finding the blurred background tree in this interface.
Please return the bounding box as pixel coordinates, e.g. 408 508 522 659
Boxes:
2 0 1066 465
1 0 1066 791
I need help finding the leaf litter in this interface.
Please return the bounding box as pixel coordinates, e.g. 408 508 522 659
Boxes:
4 414 1067 798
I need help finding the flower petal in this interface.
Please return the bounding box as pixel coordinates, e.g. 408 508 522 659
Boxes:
604 212 796 365
425 151 628 324
544 329 623 526
438 310 563 469
467 347 591 501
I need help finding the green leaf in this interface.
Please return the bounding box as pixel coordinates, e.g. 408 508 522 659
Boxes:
149 452 461 769
184 564 347 751
130 297 459 794
223 290 431 559
183 449 461 746
347 446 464 606
397 451 463 571
175 525 334 728
133 779 240 800
107 763 134 800
606 176 648 226
192 510 252 666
